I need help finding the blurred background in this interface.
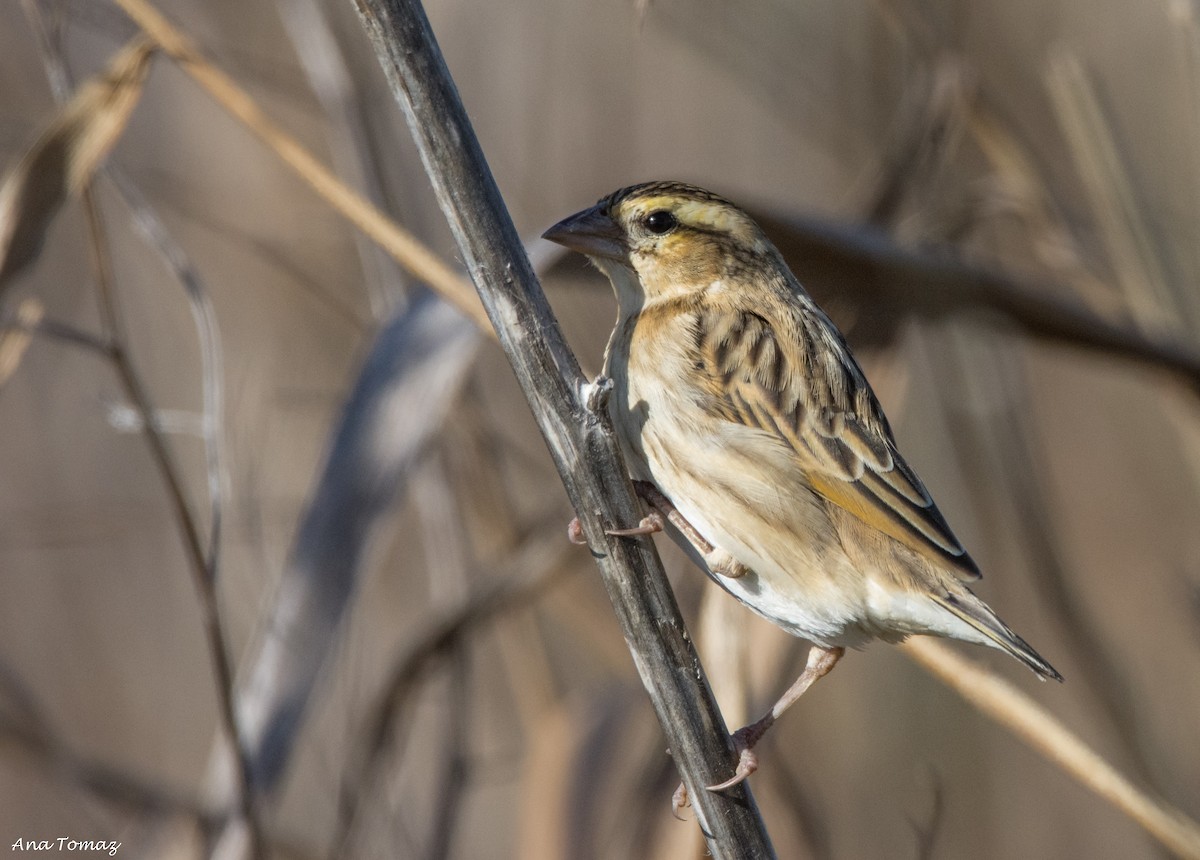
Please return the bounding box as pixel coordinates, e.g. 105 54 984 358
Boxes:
1 0 1199 857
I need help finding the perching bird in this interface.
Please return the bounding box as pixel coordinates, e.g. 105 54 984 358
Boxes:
543 181 1061 802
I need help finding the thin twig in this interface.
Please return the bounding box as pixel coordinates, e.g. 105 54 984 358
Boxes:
82 186 264 860
0 712 217 826
11 311 112 352
21 7 259 854
0 298 43 385
902 638 1200 860
413 451 473 860
109 0 491 333
933 324 1162 790
106 170 226 570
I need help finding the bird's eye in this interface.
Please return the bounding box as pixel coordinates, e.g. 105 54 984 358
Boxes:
643 210 677 235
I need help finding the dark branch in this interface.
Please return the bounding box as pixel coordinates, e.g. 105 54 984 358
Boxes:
347 0 776 855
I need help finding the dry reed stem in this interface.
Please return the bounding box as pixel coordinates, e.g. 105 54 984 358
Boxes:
1046 44 1200 503
0 34 153 285
110 0 491 334
902 638 1200 860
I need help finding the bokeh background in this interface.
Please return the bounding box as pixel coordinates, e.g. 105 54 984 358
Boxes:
1 0 1199 857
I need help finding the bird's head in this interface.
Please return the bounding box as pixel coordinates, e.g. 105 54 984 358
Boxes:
543 182 776 311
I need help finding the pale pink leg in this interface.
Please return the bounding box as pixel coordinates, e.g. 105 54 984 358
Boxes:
631 481 748 579
673 645 845 813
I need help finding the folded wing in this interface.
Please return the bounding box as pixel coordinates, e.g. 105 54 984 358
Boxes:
694 299 980 581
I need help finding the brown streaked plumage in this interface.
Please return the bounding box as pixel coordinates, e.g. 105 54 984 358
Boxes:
544 181 1060 801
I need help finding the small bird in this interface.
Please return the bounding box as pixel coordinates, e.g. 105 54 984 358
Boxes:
544 182 1061 803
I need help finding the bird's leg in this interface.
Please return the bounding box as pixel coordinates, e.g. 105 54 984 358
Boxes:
567 481 674 544
673 645 844 813
605 510 666 537
570 481 748 579
631 481 748 579
565 482 666 544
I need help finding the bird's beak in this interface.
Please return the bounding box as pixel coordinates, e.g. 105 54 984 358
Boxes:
542 204 626 261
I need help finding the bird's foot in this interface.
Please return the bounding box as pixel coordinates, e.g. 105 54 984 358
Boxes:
672 719 770 814
671 782 691 819
629 481 747 578
570 481 747 580
567 517 587 545
606 511 665 537
707 723 766 791
567 509 665 545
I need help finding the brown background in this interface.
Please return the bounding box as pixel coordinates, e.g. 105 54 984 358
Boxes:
1 0 1198 857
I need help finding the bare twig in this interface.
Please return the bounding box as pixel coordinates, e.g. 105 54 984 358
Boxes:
347 0 775 855
413 452 473 860
0 710 217 826
21 8 257 854
109 0 491 333
902 638 1200 860
906 769 945 860
426 645 471 860
106 171 226 569
0 310 110 354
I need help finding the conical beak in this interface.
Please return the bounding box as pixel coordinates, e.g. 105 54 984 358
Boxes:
542 204 626 261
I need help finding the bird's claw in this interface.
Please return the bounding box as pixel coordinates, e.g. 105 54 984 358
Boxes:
606 511 665 538
570 510 665 544
706 743 759 792
671 725 762 816
671 782 691 819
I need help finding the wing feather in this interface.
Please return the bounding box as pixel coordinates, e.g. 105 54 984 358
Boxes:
694 299 980 580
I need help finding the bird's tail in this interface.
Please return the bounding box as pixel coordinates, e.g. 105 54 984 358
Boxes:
934 591 1063 682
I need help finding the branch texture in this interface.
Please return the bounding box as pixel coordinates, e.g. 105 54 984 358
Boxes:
348 0 775 855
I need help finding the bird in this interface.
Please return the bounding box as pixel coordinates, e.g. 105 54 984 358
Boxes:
543 181 1062 805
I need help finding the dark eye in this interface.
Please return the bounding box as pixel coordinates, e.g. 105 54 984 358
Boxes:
643 210 677 235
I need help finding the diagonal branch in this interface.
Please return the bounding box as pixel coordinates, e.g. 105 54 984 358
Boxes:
347 0 775 856
109 0 490 333
903 638 1200 860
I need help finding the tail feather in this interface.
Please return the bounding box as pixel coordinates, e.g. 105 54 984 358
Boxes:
935 592 1063 682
